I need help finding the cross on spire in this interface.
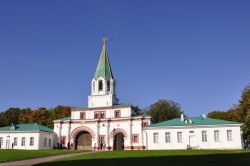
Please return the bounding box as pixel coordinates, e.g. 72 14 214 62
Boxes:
102 37 108 45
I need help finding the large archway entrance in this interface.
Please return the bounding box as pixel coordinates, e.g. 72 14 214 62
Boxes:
113 132 124 150
75 131 92 150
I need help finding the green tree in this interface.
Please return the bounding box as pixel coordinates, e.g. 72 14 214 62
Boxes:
208 84 250 144
146 99 183 123
0 108 21 126
239 85 250 143
131 105 144 115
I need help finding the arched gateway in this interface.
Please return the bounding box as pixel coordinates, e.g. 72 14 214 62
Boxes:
113 132 124 150
110 128 127 150
71 126 95 150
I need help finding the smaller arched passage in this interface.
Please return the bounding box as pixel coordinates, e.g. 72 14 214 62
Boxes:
110 128 127 150
113 133 125 150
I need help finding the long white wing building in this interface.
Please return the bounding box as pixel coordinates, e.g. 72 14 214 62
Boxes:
0 40 243 150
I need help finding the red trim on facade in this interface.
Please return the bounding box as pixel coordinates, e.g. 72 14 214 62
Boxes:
125 146 146 150
55 117 151 126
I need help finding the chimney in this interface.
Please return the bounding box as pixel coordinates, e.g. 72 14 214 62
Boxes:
180 114 184 121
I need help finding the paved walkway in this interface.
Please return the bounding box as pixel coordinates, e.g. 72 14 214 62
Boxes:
0 151 95 166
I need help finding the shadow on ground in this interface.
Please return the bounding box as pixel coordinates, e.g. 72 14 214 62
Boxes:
35 152 250 166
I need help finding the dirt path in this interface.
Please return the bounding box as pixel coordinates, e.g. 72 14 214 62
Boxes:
0 151 95 166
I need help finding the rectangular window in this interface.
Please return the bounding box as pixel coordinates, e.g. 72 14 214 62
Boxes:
153 133 158 143
214 130 220 142
165 132 171 143
80 112 86 119
30 137 34 146
94 112 106 119
132 134 139 143
114 110 121 118
0 137 3 147
49 139 51 147
44 138 47 147
177 132 182 143
100 112 105 119
227 130 232 141
202 130 207 142
21 137 25 146
14 137 18 146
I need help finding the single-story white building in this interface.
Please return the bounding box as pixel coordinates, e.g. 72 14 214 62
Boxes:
144 115 243 150
0 123 56 150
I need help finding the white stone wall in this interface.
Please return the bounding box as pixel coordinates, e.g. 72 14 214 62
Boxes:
144 125 243 150
54 116 151 150
38 132 57 149
0 131 56 150
71 107 133 120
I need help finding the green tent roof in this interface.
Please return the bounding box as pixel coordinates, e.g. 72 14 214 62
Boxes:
148 117 241 127
0 123 54 133
94 42 113 80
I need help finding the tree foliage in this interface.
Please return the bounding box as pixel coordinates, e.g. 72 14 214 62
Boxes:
146 99 183 123
0 105 71 128
131 105 144 115
208 84 250 143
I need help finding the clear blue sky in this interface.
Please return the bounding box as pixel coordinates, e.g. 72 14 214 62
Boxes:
0 0 250 116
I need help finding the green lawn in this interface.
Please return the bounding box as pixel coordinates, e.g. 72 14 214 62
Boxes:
0 149 85 163
35 150 250 166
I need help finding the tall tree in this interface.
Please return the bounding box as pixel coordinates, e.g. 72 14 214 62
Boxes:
208 84 250 143
131 105 144 115
146 99 183 123
0 108 21 126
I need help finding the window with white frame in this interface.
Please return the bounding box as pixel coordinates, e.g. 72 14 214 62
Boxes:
30 137 34 146
94 112 106 119
44 138 47 147
227 130 232 141
49 139 51 147
132 134 139 143
0 137 3 147
21 137 25 146
214 130 220 142
80 112 86 119
177 132 182 143
114 110 121 118
202 130 207 142
14 137 18 146
165 132 171 143
153 133 158 143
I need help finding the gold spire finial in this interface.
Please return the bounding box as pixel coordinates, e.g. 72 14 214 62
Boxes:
102 37 108 45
